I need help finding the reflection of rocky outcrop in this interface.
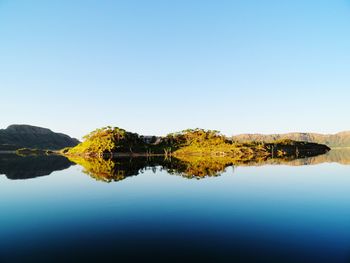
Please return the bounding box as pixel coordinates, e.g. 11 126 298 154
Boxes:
0 154 74 180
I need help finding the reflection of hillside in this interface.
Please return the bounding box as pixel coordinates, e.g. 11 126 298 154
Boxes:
2 149 347 182
69 149 350 183
295 148 350 166
0 148 350 182
166 156 234 179
251 148 350 166
213 148 350 167
68 156 233 182
0 154 74 180
70 155 282 182
68 156 165 182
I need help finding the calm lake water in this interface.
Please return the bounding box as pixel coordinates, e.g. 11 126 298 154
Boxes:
1 149 350 263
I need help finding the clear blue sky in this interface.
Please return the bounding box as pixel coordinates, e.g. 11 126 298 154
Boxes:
0 0 349 139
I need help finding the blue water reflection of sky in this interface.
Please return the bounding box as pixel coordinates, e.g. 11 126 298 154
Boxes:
1 163 350 262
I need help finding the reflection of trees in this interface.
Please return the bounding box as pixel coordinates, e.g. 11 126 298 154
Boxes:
68 156 235 182
237 148 350 167
68 149 350 183
0 154 74 180
68 156 166 182
164 156 234 179
2 149 348 182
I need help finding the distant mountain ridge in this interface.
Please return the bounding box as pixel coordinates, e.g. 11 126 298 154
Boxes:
232 131 350 148
0 124 80 150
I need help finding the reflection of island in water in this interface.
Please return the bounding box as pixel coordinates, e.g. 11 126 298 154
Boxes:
1 149 349 181
243 148 350 166
0 154 75 180
68 155 240 181
300 148 350 165
68 148 350 183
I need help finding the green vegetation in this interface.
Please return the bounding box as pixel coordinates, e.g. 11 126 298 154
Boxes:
66 126 148 157
64 126 330 161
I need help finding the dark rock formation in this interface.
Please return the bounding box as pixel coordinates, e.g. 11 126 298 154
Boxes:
0 124 79 150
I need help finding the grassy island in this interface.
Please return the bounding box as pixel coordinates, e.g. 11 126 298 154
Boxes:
62 126 330 161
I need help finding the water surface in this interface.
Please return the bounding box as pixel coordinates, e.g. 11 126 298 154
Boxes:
1 149 350 262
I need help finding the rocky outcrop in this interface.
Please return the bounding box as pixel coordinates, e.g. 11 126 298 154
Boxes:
0 124 80 150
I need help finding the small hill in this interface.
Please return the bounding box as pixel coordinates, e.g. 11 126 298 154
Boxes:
232 132 350 148
0 124 80 150
65 126 147 156
64 126 330 160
